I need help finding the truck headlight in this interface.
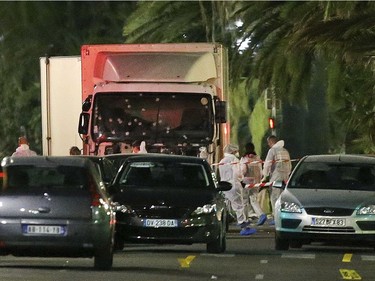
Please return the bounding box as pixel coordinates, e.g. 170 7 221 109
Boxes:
280 202 302 213
357 205 375 215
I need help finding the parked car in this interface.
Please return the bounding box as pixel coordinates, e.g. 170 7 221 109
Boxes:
109 154 231 253
274 154 375 250
76 155 117 186
104 152 160 175
0 156 115 270
0 164 3 187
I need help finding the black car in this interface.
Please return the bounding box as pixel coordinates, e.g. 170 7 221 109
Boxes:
109 154 231 253
104 152 160 175
75 155 117 186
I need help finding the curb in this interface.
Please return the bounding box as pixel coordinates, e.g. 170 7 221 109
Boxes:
227 223 275 234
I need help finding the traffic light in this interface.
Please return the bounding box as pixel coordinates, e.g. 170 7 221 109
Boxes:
268 117 275 129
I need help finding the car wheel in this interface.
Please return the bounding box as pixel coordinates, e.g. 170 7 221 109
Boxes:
114 234 125 251
275 232 289 251
94 233 114 270
289 240 303 249
207 218 226 254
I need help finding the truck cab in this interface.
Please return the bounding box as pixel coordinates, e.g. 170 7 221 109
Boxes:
78 43 229 164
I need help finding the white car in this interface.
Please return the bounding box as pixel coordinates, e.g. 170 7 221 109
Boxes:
274 154 375 250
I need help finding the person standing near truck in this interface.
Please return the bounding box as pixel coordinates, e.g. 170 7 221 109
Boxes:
12 136 37 157
219 144 256 236
132 140 147 153
262 135 292 224
240 142 267 226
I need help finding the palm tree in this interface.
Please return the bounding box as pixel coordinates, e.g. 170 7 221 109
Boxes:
0 1 136 156
123 1 375 154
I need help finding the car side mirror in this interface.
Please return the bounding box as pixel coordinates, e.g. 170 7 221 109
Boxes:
217 181 232 191
272 180 286 189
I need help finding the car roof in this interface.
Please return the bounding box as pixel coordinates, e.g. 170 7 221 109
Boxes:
104 152 160 160
123 154 208 164
302 154 375 164
2 156 93 168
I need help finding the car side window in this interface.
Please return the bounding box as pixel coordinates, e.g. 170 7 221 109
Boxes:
6 166 87 190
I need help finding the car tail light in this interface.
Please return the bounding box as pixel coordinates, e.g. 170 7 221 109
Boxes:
88 176 101 207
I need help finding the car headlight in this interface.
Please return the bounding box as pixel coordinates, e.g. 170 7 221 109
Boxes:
357 205 375 215
192 204 216 215
111 202 131 213
280 202 302 213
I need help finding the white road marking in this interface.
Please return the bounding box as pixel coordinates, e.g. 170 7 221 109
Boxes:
200 253 235 258
361 255 375 261
281 253 316 259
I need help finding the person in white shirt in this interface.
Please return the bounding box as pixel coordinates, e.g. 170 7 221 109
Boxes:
12 137 37 157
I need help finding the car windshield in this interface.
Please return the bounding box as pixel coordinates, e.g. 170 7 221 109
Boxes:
91 92 213 144
119 161 210 188
5 165 87 190
289 162 375 191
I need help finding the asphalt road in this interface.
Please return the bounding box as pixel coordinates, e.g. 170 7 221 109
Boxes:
0 224 374 281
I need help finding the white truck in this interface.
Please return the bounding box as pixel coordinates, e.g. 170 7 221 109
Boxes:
40 56 82 156
41 43 229 164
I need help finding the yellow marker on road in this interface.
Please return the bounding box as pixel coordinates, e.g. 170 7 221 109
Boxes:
342 253 353 263
339 269 362 280
178 255 196 268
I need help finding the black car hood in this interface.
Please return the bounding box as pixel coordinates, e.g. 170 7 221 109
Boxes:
112 187 217 208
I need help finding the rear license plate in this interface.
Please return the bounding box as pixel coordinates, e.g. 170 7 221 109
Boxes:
22 225 66 235
144 219 178 228
311 218 346 226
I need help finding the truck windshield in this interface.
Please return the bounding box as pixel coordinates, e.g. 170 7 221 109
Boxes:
91 92 214 145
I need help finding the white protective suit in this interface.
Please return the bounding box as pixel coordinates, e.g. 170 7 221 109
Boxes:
219 152 248 225
240 153 264 217
262 140 292 216
12 144 37 157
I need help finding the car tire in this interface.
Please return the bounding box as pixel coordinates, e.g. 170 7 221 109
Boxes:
289 240 303 249
94 233 114 270
275 232 289 251
94 244 114 270
207 218 226 254
114 234 125 251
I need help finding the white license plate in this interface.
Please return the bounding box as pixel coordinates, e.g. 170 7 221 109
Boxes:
23 225 66 235
144 219 178 228
311 218 346 226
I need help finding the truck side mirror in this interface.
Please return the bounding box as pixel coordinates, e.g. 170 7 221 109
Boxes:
82 95 92 112
78 113 90 135
215 100 227 123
